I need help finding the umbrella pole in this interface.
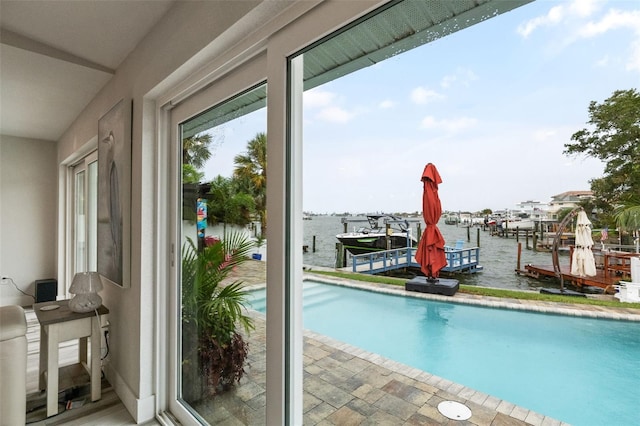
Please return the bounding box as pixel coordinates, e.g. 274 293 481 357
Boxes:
551 207 583 293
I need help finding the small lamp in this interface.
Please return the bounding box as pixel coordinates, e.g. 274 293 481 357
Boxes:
69 272 103 313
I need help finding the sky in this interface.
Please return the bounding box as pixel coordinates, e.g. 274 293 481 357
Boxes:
201 0 640 215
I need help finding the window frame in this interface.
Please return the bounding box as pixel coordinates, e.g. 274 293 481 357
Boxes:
69 150 98 283
156 2 392 423
165 53 269 424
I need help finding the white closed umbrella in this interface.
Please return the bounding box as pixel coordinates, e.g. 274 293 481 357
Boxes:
571 211 597 277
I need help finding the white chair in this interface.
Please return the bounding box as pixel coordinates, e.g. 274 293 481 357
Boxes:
630 256 640 282
0 305 27 425
614 257 640 303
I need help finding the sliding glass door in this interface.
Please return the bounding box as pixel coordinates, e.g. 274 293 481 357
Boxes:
158 2 538 423
167 54 268 424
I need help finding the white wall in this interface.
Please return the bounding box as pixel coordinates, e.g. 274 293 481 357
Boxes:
0 135 57 306
53 1 276 421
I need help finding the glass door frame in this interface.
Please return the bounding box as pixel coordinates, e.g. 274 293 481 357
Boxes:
166 52 270 424
70 150 98 278
155 2 391 423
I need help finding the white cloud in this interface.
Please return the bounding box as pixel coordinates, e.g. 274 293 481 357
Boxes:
410 86 444 105
517 3 640 73
595 54 610 67
576 9 640 71
378 99 396 109
304 89 336 108
316 106 355 123
568 0 602 18
517 4 566 38
627 40 640 71
532 128 559 141
577 9 640 38
516 0 603 38
440 67 478 89
420 116 478 133
303 87 358 123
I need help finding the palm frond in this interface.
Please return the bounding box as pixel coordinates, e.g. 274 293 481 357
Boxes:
181 233 254 343
614 205 640 231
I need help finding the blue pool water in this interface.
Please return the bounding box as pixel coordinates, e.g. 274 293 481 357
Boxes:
247 281 640 425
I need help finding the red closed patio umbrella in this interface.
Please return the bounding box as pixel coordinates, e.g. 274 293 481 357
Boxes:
415 163 447 279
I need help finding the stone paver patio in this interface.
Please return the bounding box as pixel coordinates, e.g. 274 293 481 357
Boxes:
201 259 640 425
198 311 560 425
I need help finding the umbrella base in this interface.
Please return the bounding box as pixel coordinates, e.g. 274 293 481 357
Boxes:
539 288 587 297
405 276 459 296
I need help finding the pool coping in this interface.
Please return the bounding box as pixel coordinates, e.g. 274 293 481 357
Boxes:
299 274 640 322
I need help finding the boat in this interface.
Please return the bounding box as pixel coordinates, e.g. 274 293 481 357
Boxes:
336 214 417 255
443 213 459 225
501 218 536 230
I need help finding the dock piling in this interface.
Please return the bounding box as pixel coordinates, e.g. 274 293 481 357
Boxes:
335 242 347 268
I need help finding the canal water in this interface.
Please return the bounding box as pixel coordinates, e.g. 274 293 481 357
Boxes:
303 215 568 291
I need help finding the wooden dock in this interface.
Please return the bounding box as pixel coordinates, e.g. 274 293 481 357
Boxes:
518 249 639 292
520 264 621 292
342 246 483 275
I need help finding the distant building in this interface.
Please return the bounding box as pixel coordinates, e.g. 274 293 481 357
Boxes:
547 191 594 220
459 212 472 225
516 200 548 220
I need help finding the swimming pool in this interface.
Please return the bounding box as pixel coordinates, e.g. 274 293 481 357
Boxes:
247 280 640 425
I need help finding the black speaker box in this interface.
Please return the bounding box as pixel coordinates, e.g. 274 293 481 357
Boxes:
35 279 57 303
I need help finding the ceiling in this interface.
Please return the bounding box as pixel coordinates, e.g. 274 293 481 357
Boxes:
0 0 176 142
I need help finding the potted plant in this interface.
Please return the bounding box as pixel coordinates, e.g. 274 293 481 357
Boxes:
252 234 265 260
181 231 254 402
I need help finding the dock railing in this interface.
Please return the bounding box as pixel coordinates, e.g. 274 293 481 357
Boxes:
351 247 416 274
444 247 481 272
348 245 482 274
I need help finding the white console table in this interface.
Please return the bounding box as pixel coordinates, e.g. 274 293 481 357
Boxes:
34 300 109 417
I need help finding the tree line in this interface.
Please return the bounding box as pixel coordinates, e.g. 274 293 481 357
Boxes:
564 88 640 238
183 132 266 238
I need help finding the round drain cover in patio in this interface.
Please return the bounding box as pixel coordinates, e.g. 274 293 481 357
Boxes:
438 401 472 420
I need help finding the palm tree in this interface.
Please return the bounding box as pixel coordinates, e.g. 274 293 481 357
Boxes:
207 175 255 234
614 196 640 247
615 205 640 230
234 132 267 235
183 133 213 169
182 164 204 184
181 232 254 400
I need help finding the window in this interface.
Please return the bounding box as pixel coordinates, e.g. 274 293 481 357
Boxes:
72 152 98 275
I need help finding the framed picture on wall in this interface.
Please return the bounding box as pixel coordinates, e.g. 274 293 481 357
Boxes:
97 99 131 288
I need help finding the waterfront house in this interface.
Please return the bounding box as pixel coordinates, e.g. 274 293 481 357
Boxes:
547 191 594 220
